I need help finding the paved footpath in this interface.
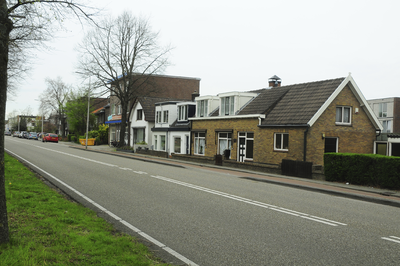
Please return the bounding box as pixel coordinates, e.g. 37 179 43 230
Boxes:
68 142 400 208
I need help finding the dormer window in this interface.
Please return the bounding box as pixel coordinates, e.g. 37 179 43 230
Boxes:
221 96 234 116
178 105 188 121
197 100 208 117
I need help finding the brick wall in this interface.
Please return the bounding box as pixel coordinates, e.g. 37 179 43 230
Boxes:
307 85 376 165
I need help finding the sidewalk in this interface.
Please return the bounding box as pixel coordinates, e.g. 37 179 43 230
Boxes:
67 142 400 208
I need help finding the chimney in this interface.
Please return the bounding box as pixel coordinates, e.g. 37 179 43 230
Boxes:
268 75 281 87
192 90 200 102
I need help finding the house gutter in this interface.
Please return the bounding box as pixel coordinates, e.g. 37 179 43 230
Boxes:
303 125 310 162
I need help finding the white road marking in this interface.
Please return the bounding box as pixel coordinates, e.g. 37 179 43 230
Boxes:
9 140 348 227
5 149 199 266
150 175 347 227
382 236 400 244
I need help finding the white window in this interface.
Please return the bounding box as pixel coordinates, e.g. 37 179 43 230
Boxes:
336 106 351 125
137 109 143 120
118 105 122 115
163 110 169 123
382 120 392 133
154 135 158 150
197 100 208 117
178 105 188 121
156 111 162 123
133 128 145 144
218 132 232 156
160 135 166 151
274 133 289 151
174 137 181 153
112 104 116 115
194 132 206 155
379 103 387 118
221 96 234 116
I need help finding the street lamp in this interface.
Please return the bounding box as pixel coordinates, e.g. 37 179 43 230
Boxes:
75 72 91 150
35 99 44 138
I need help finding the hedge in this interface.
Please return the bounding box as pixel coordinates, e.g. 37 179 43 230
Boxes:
324 153 400 189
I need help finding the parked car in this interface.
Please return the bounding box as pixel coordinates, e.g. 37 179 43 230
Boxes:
4 131 11 136
23 131 29 139
13 131 20 137
19 131 27 138
43 133 58 143
28 132 38 140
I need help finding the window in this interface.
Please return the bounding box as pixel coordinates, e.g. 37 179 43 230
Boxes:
163 110 169 123
238 132 254 161
194 132 206 155
382 120 392 133
221 96 234 116
336 106 351 125
174 137 181 153
156 111 162 123
379 103 387 118
218 132 232 156
325 138 338 153
118 105 122 115
178 105 188 121
274 133 289 151
111 126 116 141
112 104 116 115
133 128 145 144
375 142 387 156
137 109 143 120
154 135 158 150
197 100 208 117
160 135 166 151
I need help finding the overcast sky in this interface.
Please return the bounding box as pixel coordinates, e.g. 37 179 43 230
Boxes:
6 0 400 119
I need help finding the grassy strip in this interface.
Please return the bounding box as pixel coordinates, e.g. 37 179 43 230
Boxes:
0 153 170 265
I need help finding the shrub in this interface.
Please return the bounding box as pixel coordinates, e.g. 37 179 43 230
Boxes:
71 136 76 142
324 153 400 189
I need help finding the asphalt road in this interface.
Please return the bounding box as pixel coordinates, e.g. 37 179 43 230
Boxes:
5 137 400 265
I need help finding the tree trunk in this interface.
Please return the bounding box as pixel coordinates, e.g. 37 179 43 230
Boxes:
0 0 12 244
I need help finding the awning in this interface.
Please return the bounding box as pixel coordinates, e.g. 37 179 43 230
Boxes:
105 120 122 124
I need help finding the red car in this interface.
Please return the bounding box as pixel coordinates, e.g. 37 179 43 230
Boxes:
42 133 59 143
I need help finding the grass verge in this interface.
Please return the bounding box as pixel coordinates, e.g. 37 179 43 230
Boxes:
0 153 170 265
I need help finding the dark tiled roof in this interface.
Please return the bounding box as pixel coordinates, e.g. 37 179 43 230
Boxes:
238 88 290 115
138 96 187 122
260 77 345 125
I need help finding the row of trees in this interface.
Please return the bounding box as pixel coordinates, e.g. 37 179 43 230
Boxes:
1 0 171 244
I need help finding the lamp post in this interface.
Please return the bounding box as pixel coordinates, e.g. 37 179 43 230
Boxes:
35 99 44 138
85 78 91 150
75 72 91 150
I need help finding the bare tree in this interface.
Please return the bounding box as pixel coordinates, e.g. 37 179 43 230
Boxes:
0 0 96 244
77 11 172 146
39 77 71 137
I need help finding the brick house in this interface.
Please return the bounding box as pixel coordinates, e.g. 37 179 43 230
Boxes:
190 74 382 167
106 73 200 145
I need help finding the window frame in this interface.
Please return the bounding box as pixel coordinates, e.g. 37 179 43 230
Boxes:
137 109 143 120
274 133 289 151
174 136 181 153
156 111 162 123
335 106 352 125
221 96 235 116
178 105 188 121
197 100 208 117
194 132 206 155
379 103 388 118
163 110 169 123
382 120 392 133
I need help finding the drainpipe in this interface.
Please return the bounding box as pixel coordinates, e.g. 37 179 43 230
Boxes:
303 125 310 162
